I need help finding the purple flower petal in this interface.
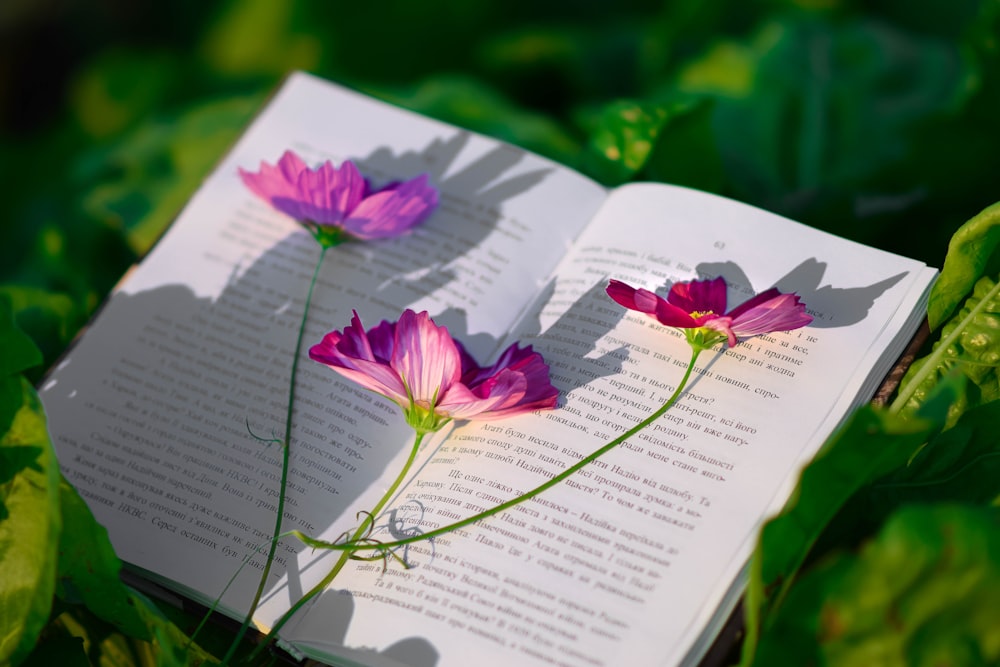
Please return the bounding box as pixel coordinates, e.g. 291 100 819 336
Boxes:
309 313 409 406
731 292 813 338
390 310 462 406
344 174 439 239
606 277 812 347
667 277 727 316
240 150 438 243
311 309 558 430
606 280 698 328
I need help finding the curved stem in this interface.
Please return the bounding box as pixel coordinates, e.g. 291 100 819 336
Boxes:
249 431 426 661
222 244 328 666
328 345 703 553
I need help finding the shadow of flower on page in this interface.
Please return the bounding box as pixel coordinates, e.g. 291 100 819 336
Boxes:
280 590 440 667
696 257 908 328
329 133 555 319
515 279 630 396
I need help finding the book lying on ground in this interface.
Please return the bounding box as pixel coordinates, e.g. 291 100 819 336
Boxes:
40 71 937 667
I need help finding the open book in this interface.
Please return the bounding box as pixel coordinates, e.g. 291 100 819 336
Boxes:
40 71 936 667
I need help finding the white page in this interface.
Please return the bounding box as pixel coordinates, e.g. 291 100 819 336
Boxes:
281 183 935 666
40 72 607 626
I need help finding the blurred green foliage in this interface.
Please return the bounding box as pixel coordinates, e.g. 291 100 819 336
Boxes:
3 1 1000 665
3 0 1000 371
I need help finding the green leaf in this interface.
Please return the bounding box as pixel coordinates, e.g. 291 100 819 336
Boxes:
676 16 970 244
640 97 725 194
0 295 43 380
578 100 672 185
751 504 1000 666
0 286 83 380
895 275 1000 426
128 589 219 667
872 399 1000 508
55 479 150 641
0 379 61 665
742 405 940 662
927 200 1000 329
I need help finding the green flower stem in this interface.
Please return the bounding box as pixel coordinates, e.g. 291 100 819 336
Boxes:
248 431 426 661
889 277 1000 414
222 244 329 666
252 345 704 660
314 345 702 554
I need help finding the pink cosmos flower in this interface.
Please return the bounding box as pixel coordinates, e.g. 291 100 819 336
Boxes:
606 277 812 348
310 310 559 433
239 150 438 246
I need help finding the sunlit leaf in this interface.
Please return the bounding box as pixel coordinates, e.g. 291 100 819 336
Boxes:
927 200 1000 329
742 404 942 662
56 479 150 641
751 504 1000 666
579 100 672 185
0 380 61 665
895 275 1000 426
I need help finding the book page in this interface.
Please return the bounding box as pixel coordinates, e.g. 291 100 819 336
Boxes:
39 72 607 624
283 183 934 667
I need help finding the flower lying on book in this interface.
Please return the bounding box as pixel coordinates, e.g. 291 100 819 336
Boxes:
310 309 559 434
606 277 812 350
224 153 439 665
239 150 438 247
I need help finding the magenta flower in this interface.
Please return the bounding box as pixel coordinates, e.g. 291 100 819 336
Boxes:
239 150 438 247
606 277 812 349
310 310 558 433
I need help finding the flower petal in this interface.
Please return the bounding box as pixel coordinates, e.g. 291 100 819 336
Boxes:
308 312 408 405
238 150 310 219
730 292 813 338
606 280 699 328
667 277 728 316
342 174 439 239
390 310 462 405
288 159 366 226
439 349 558 421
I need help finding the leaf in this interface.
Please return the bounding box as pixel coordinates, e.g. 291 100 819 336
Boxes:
675 16 970 245
0 379 61 665
0 295 43 379
640 97 725 194
741 404 941 662
885 398 1000 502
578 100 673 185
895 275 1000 426
0 286 83 381
0 295 44 436
927 200 1000 329
751 504 1000 666
55 479 150 641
